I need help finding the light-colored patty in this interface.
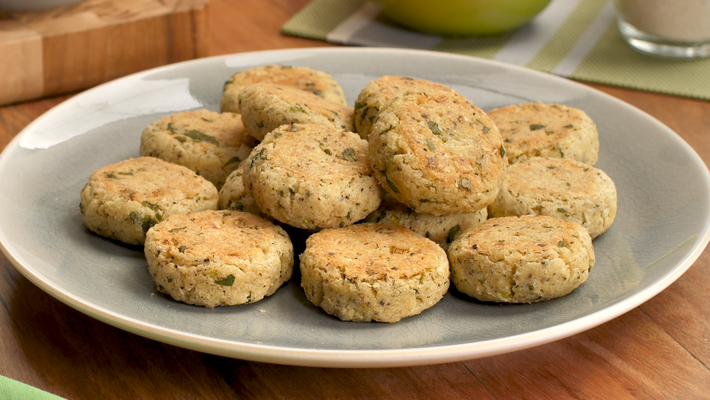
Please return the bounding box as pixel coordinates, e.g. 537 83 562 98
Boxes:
488 157 617 238
238 83 354 142
79 157 219 245
220 65 346 113
448 215 595 303
353 75 456 138
144 210 294 308
139 109 256 189
300 223 450 323
243 123 382 230
365 194 487 250
218 161 267 217
487 102 599 165
369 89 508 216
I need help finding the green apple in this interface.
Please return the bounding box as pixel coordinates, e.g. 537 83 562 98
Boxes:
372 0 553 36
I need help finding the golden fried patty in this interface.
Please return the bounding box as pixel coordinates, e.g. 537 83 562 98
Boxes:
369 89 507 216
300 223 450 322
487 102 599 165
243 123 381 230
488 157 617 238
448 215 595 303
145 210 293 308
221 64 346 113
80 157 218 245
238 83 354 142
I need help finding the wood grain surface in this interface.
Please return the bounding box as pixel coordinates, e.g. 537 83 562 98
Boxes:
1 0 709 399
0 0 209 106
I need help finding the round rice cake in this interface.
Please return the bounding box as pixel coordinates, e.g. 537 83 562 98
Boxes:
365 194 487 249
139 109 256 189
369 89 508 216
144 210 294 308
238 82 354 142
488 157 617 238
218 161 266 217
220 65 346 113
353 75 456 138
79 157 219 245
487 102 599 165
300 223 450 323
448 215 595 303
244 123 381 230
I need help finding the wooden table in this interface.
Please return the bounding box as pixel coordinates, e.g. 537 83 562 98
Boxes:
2 1 709 398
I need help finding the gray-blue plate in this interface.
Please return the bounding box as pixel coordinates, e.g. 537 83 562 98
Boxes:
1 48 709 367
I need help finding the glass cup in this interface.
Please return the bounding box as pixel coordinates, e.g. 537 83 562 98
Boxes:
615 0 710 58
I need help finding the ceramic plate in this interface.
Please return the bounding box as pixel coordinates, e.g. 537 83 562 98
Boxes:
1 48 709 368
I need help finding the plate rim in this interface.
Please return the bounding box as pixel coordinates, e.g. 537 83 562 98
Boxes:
2 46 710 368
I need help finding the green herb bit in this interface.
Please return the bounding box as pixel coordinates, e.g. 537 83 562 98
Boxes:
215 274 236 286
118 171 133 176
322 148 332 155
184 130 218 144
354 102 365 112
337 148 357 162
273 132 282 138
447 225 461 244
500 146 506 157
384 156 400 193
175 137 187 143
201 117 214 123
168 226 186 232
249 149 267 168
178 245 187 253
558 240 567 248
223 156 241 168
231 201 244 211
557 208 567 213
475 120 490 134
223 78 233 89
530 124 545 131
130 212 156 234
142 201 161 211
380 124 394 136
425 139 436 151
564 124 574 129
167 122 177 133
106 173 118 179
427 120 443 135
290 104 306 113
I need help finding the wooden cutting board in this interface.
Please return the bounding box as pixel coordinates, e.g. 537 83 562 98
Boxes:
0 0 209 106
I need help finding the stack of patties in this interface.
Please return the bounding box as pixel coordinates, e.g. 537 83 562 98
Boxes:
235 73 485 322
80 64 618 318
301 76 508 321
447 101 616 304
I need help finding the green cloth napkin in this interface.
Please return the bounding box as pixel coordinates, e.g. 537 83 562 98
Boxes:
282 0 710 100
0 376 65 400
